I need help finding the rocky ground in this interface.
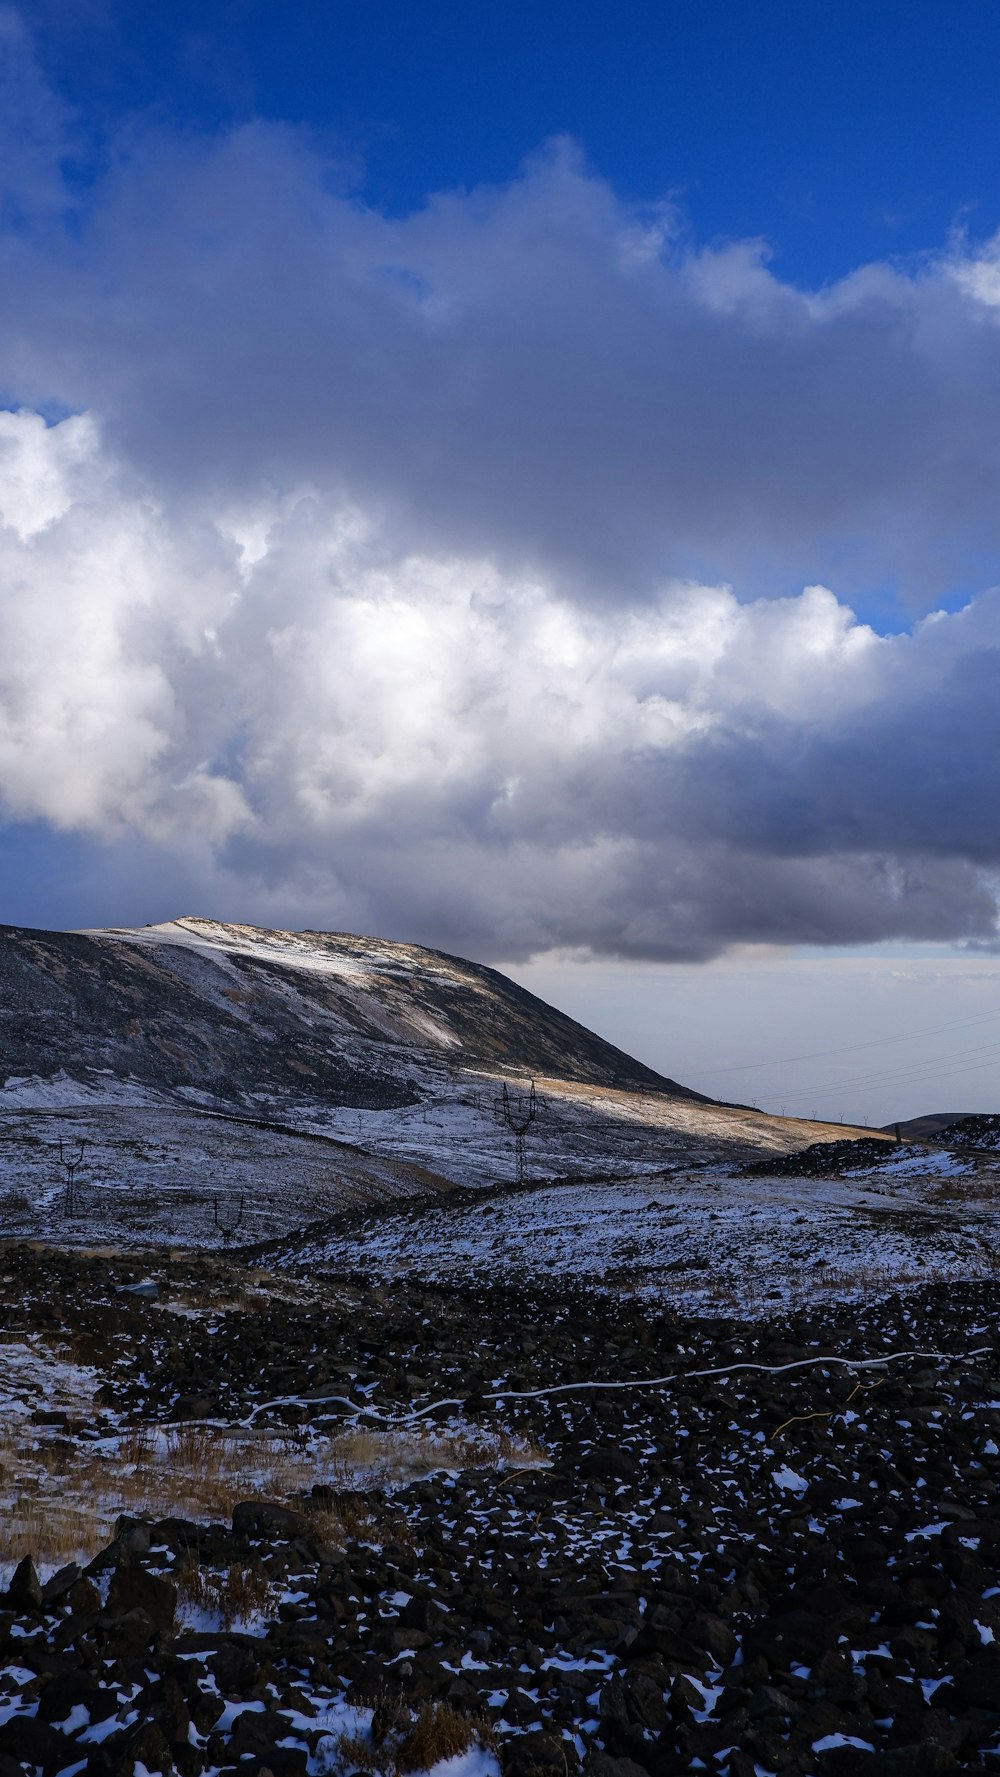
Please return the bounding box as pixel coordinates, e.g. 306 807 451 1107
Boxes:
266 1145 1000 1316
2 1245 1000 1775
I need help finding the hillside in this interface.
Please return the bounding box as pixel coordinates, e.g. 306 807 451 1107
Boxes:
0 917 883 1245
0 917 698 1116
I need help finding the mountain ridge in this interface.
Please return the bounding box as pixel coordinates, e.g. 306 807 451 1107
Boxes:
0 915 705 1115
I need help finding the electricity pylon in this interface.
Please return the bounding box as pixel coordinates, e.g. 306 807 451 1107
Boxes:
494 1079 539 1184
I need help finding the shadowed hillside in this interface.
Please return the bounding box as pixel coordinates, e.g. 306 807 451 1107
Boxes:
0 917 704 1116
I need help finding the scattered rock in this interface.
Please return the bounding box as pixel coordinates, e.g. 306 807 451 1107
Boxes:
232 1499 313 1540
5 1555 42 1613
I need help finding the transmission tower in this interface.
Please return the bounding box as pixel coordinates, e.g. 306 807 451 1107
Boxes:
494 1079 540 1184
59 1139 87 1218
213 1193 246 1240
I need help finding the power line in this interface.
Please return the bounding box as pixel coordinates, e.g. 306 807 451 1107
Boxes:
699 1004 1000 1075
771 1035 1000 1106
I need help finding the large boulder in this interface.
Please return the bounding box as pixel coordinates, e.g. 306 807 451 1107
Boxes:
232 1499 312 1540
5 1555 42 1613
106 1562 177 1631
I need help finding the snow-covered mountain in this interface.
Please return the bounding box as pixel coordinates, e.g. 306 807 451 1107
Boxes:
0 915 701 1116
0 917 884 1247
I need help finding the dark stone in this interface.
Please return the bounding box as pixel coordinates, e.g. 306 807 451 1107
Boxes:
0 1714 76 1773
6 1554 43 1612
503 1731 576 1776
232 1499 313 1540
106 1562 176 1631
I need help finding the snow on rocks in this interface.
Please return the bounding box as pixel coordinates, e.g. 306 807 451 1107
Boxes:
273 1157 998 1317
770 1465 809 1495
3 1247 1000 1771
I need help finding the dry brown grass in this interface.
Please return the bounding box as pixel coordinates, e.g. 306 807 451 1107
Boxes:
174 1555 276 1628
330 1701 497 1777
0 1390 541 1576
0 1494 109 1573
396 1702 497 1773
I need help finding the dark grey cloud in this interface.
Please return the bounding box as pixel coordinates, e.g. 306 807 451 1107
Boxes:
3 109 1000 604
2 24 1000 957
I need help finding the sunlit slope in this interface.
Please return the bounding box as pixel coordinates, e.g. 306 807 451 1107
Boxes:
0 915 703 1115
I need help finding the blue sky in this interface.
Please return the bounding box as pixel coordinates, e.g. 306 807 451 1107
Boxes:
4 0 1000 1117
34 0 1000 286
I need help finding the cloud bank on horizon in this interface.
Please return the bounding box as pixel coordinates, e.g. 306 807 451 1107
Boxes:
3 12 1000 959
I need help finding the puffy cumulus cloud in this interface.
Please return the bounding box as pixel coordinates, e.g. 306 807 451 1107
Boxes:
0 406 999 959
4 33 1000 955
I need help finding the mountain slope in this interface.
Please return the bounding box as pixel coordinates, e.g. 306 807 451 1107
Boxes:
0 917 883 1244
0 916 703 1114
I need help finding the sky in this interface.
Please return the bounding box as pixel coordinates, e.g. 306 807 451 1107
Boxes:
4 1 1000 1121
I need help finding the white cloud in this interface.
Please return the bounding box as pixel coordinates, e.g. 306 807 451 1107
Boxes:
1 45 1000 953
0 406 997 957
0 408 97 538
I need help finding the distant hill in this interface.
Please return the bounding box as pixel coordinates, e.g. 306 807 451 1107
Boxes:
0 916 706 1117
881 1112 979 1141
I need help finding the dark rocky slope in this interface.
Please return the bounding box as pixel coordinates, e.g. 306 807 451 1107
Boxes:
0 918 703 1117
1 1250 1000 1774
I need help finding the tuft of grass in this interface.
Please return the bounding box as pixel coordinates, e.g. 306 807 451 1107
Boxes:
329 1701 497 1777
396 1701 498 1774
175 1556 275 1629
